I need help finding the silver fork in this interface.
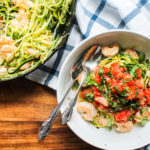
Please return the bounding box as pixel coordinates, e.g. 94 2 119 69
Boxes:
38 50 87 141
61 45 102 124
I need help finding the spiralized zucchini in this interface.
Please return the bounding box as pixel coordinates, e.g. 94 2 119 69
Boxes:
0 0 72 79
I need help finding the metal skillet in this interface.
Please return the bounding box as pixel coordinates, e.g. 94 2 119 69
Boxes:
0 0 76 82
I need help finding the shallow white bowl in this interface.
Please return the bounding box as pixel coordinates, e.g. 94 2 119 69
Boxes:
57 30 150 150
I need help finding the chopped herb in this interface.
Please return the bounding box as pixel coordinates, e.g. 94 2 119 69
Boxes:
84 93 94 103
138 54 145 63
128 114 135 121
13 32 23 40
141 107 148 114
101 76 106 84
112 102 118 108
98 68 104 76
135 87 139 98
84 73 97 86
141 116 148 126
106 72 114 78
130 65 140 79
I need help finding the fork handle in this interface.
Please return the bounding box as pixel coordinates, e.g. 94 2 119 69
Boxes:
38 81 73 141
61 71 87 124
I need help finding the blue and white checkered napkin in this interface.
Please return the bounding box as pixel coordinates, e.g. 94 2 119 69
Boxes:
27 0 150 90
27 0 150 148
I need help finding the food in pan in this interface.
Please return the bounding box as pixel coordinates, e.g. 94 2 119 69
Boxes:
0 0 72 79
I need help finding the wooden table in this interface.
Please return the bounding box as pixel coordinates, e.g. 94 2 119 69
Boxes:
0 78 98 150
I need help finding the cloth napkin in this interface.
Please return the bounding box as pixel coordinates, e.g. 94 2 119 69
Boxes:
27 0 150 90
26 0 150 149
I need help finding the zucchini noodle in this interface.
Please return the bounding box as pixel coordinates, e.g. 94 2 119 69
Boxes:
0 0 72 79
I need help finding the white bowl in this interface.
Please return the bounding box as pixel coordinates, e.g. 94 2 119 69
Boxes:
57 30 150 150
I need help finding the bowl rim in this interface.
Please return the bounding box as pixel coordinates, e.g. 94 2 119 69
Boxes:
57 29 150 150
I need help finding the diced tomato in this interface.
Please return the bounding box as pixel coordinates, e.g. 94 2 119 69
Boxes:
97 104 106 111
127 80 135 86
110 62 121 75
115 72 125 79
137 68 142 78
80 89 92 98
95 96 108 107
144 88 150 97
127 86 136 100
115 109 135 122
103 75 112 84
93 101 106 111
95 75 101 84
93 101 99 107
140 98 146 105
146 97 150 105
135 79 144 89
111 62 120 68
120 67 126 72
144 88 150 104
102 66 110 74
136 89 146 105
124 73 132 80
111 80 124 92
138 89 144 98
92 86 101 97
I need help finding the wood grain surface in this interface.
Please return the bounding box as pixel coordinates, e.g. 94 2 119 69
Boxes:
0 78 98 150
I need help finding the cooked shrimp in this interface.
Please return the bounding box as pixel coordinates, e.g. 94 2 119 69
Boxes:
26 48 39 58
0 45 16 59
97 116 108 126
0 66 7 75
0 35 14 49
11 0 33 9
134 108 150 122
114 121 133 133
11 9 29 29
102 43 119 57
11 19 28 30
76 102 97 121
125 49 139 59
20 62 31 71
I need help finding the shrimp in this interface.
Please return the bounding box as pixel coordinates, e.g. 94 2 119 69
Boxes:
76 102 97 121
0 45 16 59
0 35 14 49
0 66 7 75
11 9 29 29
11 19 28 30
114 121 133 133
0 36 16 60
134 108 150 122
101 43 119 57
20 62 32 71
124 49 139 59
11 0 33 9
97 116 108 126
26 48 39 58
